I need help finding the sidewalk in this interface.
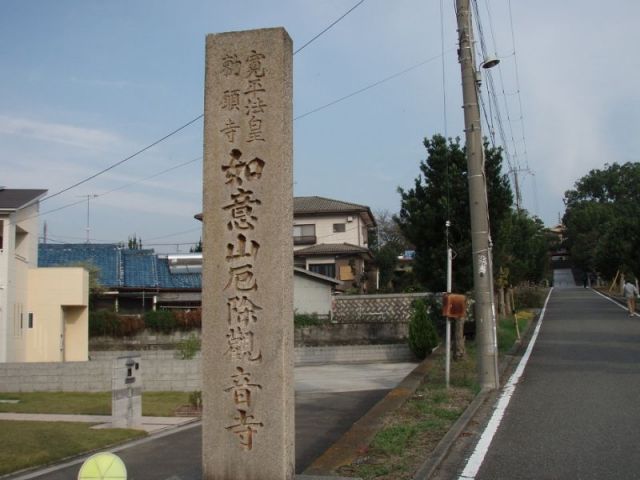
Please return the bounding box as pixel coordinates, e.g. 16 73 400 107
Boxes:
0 412 197 433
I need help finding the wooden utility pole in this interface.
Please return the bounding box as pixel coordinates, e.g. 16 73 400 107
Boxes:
456 0 499 390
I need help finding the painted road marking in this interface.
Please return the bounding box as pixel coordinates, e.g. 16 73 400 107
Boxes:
593 288 639 316
458 288 553 480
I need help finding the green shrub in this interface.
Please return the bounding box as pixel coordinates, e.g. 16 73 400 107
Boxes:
89 311 145 337
144 310 177 333
89 310 120 337
174 309 202 330
188 391 202 409
294 312 323 328
512 286 548 309
408 298 440 359
176 334 201 359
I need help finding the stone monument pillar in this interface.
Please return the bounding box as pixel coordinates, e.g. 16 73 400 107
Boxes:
201 28 294 479
111 355 141 429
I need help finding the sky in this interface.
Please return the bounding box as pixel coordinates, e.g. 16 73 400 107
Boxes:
2 0 639 253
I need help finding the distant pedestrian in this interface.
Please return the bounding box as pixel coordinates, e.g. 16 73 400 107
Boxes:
623 279 638 316
583 273 588 288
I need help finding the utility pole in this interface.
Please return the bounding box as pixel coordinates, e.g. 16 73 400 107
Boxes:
456 0 499 390
445 220 452 389
79 194 98 243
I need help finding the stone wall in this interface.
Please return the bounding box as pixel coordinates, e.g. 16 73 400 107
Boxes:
332 292 432 323
294 323 408 346
0 344 414 393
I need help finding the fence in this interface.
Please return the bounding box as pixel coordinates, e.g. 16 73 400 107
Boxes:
332 292 431 323
0 344 414 393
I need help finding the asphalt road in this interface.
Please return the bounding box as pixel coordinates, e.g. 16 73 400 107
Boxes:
467 288 640 480
9 362 417 480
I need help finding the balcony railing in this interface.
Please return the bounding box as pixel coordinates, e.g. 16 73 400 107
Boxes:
293 235 316 246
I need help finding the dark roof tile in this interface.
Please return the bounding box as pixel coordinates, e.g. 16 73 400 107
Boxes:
0 189 47 210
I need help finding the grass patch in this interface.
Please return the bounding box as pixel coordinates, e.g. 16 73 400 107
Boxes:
341 361 477 479
0 392 111 415
0 420 145 475
339 309 537 479
497 310 534 353
0 391 190 417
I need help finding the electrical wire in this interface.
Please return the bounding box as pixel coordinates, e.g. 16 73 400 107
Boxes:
295 51 454 121
294 0 366 55
40 115 204 203
40 1 368 205
27 47 451 229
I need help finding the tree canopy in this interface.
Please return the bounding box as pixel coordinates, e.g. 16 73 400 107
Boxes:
563 162 640 278
396 135 513 291
395 134 548 292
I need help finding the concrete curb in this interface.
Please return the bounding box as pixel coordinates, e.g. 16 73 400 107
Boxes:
411 309 542 479
412 388 490 480
302 351 437 476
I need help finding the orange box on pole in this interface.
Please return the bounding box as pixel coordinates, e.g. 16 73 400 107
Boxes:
442 293 467 319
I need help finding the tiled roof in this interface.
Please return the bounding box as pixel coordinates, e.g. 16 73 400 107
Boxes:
196 196 376 226
0 189 47 211
294 267 342 285
38 244 121 286
38 244 201 289
293 196 369 214
293 243 371 257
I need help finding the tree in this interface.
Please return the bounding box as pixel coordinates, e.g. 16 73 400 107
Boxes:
408 298 439 359
396 134 513 292
494 210 549 286
563 162 640 279
369 210 410 291
69 261 103 309
190 238 203 253
128 235 142 250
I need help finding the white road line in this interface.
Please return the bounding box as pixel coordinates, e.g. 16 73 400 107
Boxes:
592 288 638 316
458 288 554 480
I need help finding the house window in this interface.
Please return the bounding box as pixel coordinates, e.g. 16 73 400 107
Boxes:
333 223 346 233
309 263 336 278
293 224 316 245
339 265 355 281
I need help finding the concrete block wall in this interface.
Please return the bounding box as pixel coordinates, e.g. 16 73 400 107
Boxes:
332 292 433 323
294 344 414 365
0 344 413 392
0 361 111 392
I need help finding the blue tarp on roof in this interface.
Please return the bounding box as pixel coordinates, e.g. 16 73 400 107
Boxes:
38 244 201 289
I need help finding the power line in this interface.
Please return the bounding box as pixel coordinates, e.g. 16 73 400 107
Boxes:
39 2 368 204
31 50 450 225
20 156 203 224
294 0 366 55
295 51 454 121
41 115 204 203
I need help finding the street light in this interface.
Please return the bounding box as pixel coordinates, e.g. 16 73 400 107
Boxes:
481 55 501 70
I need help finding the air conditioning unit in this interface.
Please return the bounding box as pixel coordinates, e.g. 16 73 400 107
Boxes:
346 216 353 222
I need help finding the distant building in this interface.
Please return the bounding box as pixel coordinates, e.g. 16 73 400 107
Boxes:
195 195 379 292
39 244 341 317
1 188 88 363
39 244 201 312
292 196 377 292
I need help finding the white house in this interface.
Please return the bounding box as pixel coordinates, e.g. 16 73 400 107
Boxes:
293 196 377 292
0 188 88 362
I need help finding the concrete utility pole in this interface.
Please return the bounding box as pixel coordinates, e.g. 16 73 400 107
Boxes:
456 0 499 390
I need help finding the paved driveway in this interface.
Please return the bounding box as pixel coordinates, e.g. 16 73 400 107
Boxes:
8 362 418 479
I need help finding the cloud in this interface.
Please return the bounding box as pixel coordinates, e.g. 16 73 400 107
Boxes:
69 76 146 89
96 190 200 218
0 115 122 150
